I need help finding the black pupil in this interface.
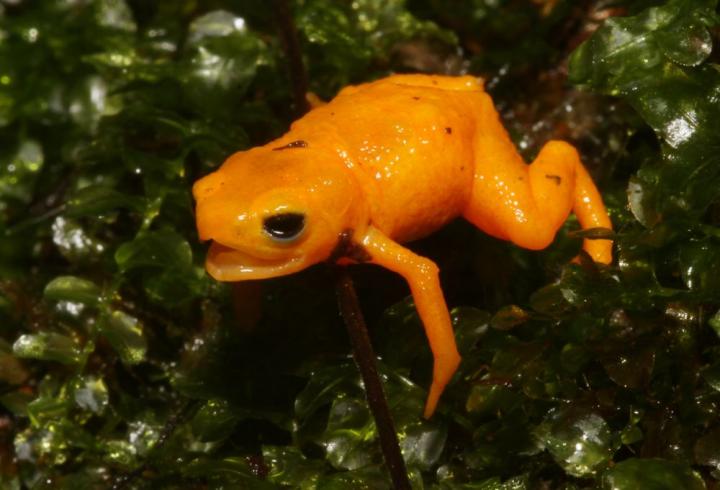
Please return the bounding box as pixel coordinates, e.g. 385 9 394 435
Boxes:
263 213 305 240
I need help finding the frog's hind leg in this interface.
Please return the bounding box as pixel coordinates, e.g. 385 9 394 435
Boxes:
463 127 612 263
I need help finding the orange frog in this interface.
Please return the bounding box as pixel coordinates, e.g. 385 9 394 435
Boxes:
193 74 613 418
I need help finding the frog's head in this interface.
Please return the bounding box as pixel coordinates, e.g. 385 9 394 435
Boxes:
193 141 367 281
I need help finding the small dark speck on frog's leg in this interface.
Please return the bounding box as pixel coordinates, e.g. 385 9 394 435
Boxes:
445 127 452 134
545 174 562 185
412 96 420 100
273 140 308 151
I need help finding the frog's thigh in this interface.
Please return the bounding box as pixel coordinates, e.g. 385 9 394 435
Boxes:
464 140 578 250
360 227 461 419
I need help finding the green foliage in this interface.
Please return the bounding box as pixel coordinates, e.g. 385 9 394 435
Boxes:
1 0 719 488
570 0 720 221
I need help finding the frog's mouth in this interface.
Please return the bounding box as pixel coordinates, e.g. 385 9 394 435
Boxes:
206 242 306 281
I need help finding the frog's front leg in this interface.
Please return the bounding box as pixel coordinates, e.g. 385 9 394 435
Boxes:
359 226 461 419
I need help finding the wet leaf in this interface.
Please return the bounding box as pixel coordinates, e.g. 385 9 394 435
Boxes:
485 475 530 490
569 0 716 92
466 384 521 418
627 173 661 228
570 0 720 218
702 362 720 392
71 375 109 414
115 229 193 272
601 346 655 389
529 283 575 318
0 139 43 204
400 420 447 470
94 0 135 32
621 426 643 446
65 76 122 131
97 308 146 364
184 456 275 488
142 266 207 306
183 10 270 111
601 458 706 490
65 185 145 217
678 240 720 293
491 305 529 331
316 465 426 489
191 398 240 442
44 276 102 305
297 0 455 92
654 8 714 67
535 407 615 477
264 446 323 488
451 307 491 356
694 426 720 473
710 309 720 338
0 390 34 416
13 332 83 366
26 396 72 426
559 343 590 374
295 363 361 420
321 397 375 470
103 439 137 467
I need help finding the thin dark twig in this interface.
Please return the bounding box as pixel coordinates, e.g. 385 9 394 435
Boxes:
273 0 310 116
335 268 412 490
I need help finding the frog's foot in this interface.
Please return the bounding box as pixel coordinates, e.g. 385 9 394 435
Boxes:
425 351 461 419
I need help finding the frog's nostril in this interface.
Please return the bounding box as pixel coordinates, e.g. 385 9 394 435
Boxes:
193 173 225 201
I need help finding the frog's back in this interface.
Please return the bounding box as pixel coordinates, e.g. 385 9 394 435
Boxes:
294 75 488 242
337 74 485 96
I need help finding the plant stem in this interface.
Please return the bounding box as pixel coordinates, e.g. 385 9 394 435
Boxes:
335 268 412 490
273 0 310 116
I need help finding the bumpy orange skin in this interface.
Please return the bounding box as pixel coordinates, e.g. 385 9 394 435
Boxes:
193 74 613 418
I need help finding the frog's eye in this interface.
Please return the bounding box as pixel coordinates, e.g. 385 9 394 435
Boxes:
263 213 306 242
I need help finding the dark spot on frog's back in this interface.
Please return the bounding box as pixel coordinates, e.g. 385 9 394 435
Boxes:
445 127 452 134
272 140 308 151
412 96 420 100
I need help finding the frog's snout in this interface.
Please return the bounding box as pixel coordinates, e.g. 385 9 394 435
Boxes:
193 171 233 242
